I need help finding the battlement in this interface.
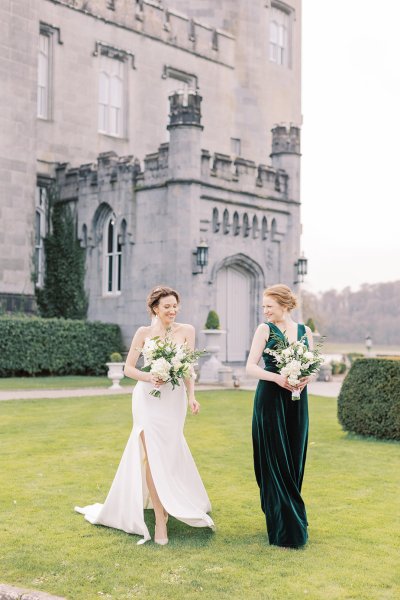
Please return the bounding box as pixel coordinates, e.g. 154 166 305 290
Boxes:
271 124 301 155
55 0 235 67
56 151 141 197
168 90 203 128
139 144 289 199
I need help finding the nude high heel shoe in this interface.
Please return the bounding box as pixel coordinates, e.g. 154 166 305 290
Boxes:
154 514 169 546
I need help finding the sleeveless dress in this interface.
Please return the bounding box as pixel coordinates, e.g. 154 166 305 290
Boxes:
252 322 309 548
75 379 215 544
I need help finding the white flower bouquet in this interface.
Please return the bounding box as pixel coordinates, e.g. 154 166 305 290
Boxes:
139 331 204 397
264 330 324 400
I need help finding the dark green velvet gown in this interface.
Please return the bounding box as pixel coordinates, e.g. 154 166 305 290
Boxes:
252 322 309 548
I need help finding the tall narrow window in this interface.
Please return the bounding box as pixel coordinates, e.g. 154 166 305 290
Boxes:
34 186 47 286
37 32 51 118
269 6 290 67
212 208 220 233
99 56 124 137
104 215 122 294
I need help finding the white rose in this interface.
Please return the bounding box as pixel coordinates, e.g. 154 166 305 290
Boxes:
150 358 171 380
304 351 314 360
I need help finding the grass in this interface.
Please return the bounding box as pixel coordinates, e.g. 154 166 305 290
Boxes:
0 391 399 600
0 375 133 391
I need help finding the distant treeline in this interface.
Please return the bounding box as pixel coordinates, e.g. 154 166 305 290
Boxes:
301 281 400 345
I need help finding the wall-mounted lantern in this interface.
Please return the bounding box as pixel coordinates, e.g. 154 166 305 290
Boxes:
294 254 308 284
193 240 209 274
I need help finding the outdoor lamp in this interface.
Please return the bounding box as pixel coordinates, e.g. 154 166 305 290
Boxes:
194 240 209 274
294 254 308 284
365 335 372 355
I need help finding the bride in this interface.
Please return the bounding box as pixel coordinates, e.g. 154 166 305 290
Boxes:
75 286 215 545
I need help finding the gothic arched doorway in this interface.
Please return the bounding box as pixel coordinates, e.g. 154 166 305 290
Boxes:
214 254 264 363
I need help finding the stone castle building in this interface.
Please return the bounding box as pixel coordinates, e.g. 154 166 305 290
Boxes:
1 0 303 363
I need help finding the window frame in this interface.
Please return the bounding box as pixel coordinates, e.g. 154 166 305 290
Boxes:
103 215 123 296
269 2 293 69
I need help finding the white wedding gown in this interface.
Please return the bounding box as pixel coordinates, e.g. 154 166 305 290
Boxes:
75 380 214 544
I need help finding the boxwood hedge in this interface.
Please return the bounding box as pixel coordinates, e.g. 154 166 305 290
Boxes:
0 316 124 376
338 358 400 441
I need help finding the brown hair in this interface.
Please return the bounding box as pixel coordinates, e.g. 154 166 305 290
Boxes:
263 284 297 311
147 286 180 315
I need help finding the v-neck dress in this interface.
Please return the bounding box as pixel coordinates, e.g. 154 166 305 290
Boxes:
252 322 309 548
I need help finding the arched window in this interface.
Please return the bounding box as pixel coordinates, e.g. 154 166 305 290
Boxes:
223 209 230 234
261 216 268 240
232 211 240 236
104 215 122 294
212 207 220 233
243 213 249 238
252 215 259 239
271 218 277 241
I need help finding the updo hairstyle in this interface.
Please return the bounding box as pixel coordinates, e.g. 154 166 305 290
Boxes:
263 284 297 311
147 286 180 316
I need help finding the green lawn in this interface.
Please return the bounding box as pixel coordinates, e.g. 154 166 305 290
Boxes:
0 375 133 391
0 391 398 600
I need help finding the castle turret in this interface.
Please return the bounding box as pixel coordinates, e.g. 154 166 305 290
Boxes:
270 125 301 202
167 90 203 180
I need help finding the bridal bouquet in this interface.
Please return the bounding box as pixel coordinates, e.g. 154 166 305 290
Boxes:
140 332 204 397
265 331 324 400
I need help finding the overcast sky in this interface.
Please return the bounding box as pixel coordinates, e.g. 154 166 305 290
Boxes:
301 0 400 293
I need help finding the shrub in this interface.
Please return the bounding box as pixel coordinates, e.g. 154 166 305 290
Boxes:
205 310 220 330
331 361 347 375
0 316 124 376
109 352 123 362
305 317 316 332
347 352 364 364
338 358 400 440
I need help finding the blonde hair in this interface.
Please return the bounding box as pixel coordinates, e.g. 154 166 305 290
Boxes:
147 286 180 315
263 284 297 311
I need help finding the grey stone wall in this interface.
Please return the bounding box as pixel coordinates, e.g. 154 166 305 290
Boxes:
0 0 39 295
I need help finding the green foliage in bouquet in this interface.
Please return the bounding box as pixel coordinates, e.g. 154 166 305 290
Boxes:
0 316 124 376
36 186 88 320
338 358 400 440
205 310 220 330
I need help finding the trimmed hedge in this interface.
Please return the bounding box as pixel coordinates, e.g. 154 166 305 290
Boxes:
0 316 124 376
338 358 400 441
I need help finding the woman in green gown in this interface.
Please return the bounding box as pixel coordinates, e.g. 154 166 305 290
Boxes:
246 284 313 548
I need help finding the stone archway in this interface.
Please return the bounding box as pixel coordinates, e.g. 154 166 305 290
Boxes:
211 254 265 363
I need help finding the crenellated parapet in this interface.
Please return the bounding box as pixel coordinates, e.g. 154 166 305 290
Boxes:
168 91 203 128
56 151 141 199
52 0 235 67
138 144 290 199
271 124 301 156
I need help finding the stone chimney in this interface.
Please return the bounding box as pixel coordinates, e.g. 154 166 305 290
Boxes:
167 90 203 180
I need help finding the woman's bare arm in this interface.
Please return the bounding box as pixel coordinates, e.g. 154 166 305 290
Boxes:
123 327 152 383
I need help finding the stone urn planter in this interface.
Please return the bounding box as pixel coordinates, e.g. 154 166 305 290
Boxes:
199 329 227 384
106 352 125 390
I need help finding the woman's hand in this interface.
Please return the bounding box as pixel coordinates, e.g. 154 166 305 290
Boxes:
296 376 312 392
148 373 166 387
274 374 295 392
188 397 200 415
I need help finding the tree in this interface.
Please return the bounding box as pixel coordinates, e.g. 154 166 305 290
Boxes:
36 187 88 319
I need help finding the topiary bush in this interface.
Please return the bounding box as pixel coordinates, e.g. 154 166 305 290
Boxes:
338 358 400 441
0 316 124 376
205 310 220 330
